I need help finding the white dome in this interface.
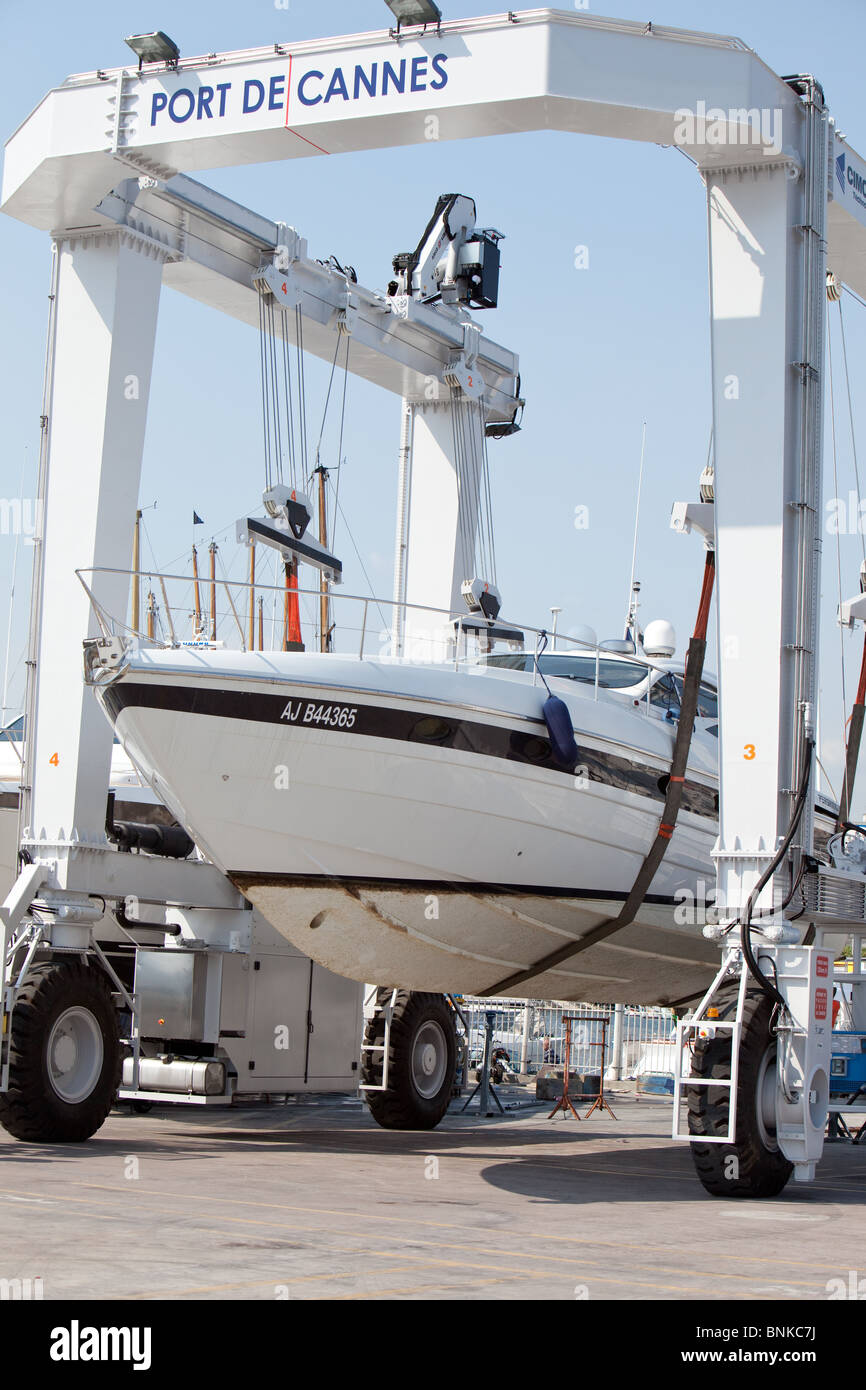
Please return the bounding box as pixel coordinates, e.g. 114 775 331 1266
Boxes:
643 619 676 659
567 623 598 649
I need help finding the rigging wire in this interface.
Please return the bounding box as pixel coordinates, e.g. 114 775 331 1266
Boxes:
312 331 344 479
329 485 390 634
837 295 865 566
625 421 647 635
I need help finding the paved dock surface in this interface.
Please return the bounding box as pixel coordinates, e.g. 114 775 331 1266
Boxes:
0 1092 863 1300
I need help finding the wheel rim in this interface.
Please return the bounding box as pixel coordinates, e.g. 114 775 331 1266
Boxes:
755 1043 779 1152
46 1006 104 1104
411 1020 448 1099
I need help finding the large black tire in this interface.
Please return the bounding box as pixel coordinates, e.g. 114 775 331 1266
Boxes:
362 990 457 1130
0 960 122 1143
687 981 793 1198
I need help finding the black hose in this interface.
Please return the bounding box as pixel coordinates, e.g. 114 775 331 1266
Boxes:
740 736 815 1009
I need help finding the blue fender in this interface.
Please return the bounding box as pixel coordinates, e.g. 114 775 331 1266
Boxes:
542 694 579 770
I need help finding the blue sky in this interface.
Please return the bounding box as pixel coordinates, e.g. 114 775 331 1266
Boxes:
2 0 866 798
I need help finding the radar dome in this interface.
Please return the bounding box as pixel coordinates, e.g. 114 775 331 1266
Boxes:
568 623 598 649
643 620 676 659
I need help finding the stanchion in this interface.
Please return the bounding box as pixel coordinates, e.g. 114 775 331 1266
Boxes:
547 1015 582 1120
461 1011 504 1117
582 1014 618 1120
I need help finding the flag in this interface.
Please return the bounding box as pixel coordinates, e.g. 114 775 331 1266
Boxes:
193 511 203 525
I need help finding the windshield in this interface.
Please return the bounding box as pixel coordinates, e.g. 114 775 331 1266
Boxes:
650 672 718 719
484 653 648 689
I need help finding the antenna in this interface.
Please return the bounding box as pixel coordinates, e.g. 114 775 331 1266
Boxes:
625 421 647 638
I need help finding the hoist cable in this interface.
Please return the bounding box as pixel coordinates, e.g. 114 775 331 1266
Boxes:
296 307 309 479
258 290 273 492
280 318 296 487
449 389 475 591
267 299 285 488
330 334 351 547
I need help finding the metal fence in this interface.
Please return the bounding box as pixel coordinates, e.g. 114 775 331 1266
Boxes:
454 996 679 1082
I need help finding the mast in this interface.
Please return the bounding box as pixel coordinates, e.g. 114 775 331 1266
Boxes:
257 595 264 651
191 545 202 637
208 540 217 642
132 508 142 631
247 542 256 651
315 465 331 652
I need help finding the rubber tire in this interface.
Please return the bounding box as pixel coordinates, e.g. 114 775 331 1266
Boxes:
362 990 457 1130
0 960 121 1143
687 982 794 1199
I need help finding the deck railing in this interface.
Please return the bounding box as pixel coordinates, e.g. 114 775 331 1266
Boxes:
75 565 667 713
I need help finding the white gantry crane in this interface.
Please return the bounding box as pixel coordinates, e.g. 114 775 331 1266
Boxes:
3 6 866 1192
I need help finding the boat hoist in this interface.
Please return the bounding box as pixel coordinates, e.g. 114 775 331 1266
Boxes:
6 8 866 1194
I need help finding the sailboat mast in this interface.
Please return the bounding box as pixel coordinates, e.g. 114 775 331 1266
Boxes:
316 465 331 653
208 541 217 642
247 543 256 651
191 545 202 637
132 508 142 631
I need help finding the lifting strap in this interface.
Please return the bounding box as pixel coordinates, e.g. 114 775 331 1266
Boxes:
481 550 716 997
838 629 866 829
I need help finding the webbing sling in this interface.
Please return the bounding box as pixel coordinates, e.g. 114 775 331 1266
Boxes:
481 550 716 997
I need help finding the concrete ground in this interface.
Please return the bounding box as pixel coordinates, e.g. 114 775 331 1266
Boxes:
0 1089 863 1301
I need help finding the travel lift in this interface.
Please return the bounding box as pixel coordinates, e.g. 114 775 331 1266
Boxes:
3 6 866 1191
0 140 520 1132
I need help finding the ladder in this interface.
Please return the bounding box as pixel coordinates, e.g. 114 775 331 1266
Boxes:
672 952 748 1143
358 988 397 1094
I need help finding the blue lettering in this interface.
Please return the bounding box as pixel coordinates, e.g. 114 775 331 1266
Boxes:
168 89 195 123
430 53 448 90
151 92 167 124
324 68 349 103
269 74 286 110
298 70 324 106
197 86 214 119
216 82 231 116
410 56 428 92
243 79 265 113
383 59 406 95
354 63 377 99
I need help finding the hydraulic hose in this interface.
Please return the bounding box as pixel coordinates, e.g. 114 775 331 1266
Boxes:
740 735 815 1010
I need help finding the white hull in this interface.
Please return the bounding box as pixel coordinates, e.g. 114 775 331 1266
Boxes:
98 649 725 1004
